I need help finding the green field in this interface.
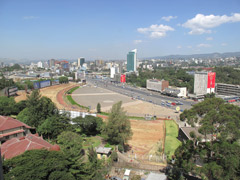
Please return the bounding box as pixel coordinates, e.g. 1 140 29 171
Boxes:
66 95 89 110
82 136 101 150
164 120 181 158
67 86 79 94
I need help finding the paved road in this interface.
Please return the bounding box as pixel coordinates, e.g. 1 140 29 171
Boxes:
86 78 194 111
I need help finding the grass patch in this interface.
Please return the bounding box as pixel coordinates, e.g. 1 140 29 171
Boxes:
164 120 181 159
66 95 89 110
99 112 144 120
99 112 109 116
67 86 79 94
82 136 101 150
128 116 145 120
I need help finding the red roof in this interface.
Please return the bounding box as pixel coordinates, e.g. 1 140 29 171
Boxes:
1 134 60 159
0 116 32 131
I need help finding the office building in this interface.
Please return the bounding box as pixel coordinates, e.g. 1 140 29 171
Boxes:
95 60 104 67
48 59 56 68
146 79 169 92
127 49 137 72
78 57 85 67
216 83 240 96
194 72 216 95
163 87 187 97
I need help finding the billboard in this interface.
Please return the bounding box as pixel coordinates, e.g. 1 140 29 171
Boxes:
33 82 40 89
40 80 51 88
120 74 126 83
51 79 59 86
207 72 216 88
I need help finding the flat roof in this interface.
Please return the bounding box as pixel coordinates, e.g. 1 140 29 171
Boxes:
124 169 131 176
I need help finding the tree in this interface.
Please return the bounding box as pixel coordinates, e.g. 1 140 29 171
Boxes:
83 146 106 180
3 149 75 180
72 115 103 136
0 96 17 115
103 101 132 149
59 76 69 84
17 90 58 128
171 98 240 180
57 131 86 179
97 103 101 113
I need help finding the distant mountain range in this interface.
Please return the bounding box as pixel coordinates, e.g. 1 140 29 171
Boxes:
145 51 240 60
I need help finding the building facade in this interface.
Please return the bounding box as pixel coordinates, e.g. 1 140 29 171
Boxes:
194 72 216 95
216 83 240 96
78 57 85 67
163 86 187 97
0 116 34 144
127 49 137 72
146 79 169 92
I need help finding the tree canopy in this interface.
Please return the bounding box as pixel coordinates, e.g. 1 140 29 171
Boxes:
3 149 74 180
170 97 240 180
72 115 103 136
103 101 132 149
17 90 58 128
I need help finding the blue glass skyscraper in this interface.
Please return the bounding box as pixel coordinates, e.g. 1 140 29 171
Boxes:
127 49 137 72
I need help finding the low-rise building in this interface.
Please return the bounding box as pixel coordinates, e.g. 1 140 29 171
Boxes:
96 146 112 159
178 127 213 142
216 83 240 96
1 134 60 159
146 79 169 92
163 86 187 97
0 116 35 144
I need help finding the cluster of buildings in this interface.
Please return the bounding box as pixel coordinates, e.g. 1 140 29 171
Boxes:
146 71 240 101
146 79 187 98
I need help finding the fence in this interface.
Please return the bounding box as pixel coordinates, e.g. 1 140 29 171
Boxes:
116 152 166 171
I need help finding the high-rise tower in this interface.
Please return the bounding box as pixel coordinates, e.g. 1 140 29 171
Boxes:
127 49 137 72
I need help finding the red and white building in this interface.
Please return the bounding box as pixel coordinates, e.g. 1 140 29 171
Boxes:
194 72 216 95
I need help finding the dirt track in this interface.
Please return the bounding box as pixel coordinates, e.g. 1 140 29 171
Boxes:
15 83 77 109
15 83 166 158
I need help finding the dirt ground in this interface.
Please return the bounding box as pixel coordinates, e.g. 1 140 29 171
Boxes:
15 83 168 159
15 83 76 109
128 120 165 156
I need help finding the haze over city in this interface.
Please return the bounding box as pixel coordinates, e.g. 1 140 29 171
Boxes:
1 0 240 60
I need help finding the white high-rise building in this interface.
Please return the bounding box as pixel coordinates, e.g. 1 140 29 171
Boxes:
194 72 216 95
37 61 43 68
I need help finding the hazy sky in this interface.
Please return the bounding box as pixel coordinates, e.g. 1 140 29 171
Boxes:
1 0 240 60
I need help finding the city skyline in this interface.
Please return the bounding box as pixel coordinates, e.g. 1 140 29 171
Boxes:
0 0 240 60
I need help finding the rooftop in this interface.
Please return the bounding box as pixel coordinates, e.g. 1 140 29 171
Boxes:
96 146 112 154
0 116 32 131
1 134 60 159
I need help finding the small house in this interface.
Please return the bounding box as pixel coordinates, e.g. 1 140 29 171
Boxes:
96 146 112 159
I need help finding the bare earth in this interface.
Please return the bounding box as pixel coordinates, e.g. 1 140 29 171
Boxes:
128 120 165 156
15 83 172 159
15 83 76 109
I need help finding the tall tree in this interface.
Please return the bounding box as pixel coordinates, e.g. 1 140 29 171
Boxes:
97 103 101 113
17 90 58 128
103 101 132 149
57 131 85 179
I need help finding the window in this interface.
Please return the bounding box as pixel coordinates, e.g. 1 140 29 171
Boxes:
5 136 9 139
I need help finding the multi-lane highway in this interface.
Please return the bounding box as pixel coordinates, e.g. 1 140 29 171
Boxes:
86 77 194 111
